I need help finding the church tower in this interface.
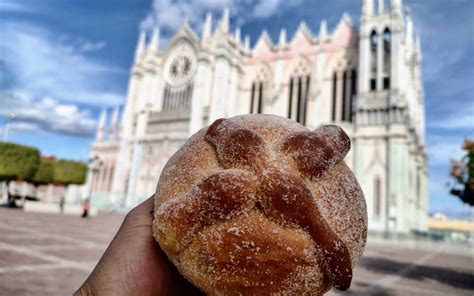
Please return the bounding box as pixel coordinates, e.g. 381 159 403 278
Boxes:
88 1 428 233
355 0 427 233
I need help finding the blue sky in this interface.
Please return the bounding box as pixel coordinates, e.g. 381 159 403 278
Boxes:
0 0 473 218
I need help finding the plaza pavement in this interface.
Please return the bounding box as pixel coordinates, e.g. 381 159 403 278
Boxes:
0 208 473 295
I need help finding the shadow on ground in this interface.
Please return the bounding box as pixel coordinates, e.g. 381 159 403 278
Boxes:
331 280 395 296
359 256 474 291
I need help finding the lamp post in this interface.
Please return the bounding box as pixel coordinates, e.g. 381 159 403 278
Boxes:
2 113 16 142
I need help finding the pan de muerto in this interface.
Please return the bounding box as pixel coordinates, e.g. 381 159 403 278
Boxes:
153 114 367 295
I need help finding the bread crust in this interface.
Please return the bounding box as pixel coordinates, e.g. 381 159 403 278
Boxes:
153 114 367 295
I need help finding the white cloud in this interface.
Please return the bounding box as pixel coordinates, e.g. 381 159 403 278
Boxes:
0 22 124 106
427 168 473 218
253 0 281 18
79 40 107 52
427 140 466 167
428 173 449 193
252 0 303 19
0 92 97 137
411 2 473 85
427 94 474 132
422 48 465 83
428 113 474 131
9 122 40 133
139 0 298 37
0 1 32 13
140 0 235 32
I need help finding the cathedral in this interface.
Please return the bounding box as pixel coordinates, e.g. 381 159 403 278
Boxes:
88 0 428 234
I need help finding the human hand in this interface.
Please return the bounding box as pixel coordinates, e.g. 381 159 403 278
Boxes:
74 196 204 296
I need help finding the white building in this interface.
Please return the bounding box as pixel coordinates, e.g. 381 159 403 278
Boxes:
88 0 428 233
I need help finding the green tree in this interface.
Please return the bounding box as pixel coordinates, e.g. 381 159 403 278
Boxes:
31 158 55 185
449 139 474 206
30 157 55 201
54 159 87 185
0 142 40 205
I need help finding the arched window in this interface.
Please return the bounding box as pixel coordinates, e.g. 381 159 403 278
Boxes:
370 30 377 91
250 83 255 113
375 0 391 14
288 75 310 125
341 71 348 121
385 0 391 12
350 69 357 122
250 66 269 114
288 79 294 118
331 72 337 121
370 30 378 51
162 82 194 111
296 76 310 124
250 82 264 114
374 177 382 217
287 60 311 125
341 69 357 122
383 28 391 90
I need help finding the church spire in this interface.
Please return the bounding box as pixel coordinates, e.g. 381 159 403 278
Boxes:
202 12 212 39
319 19 328 41
342 12 352 24
258 29 273 47
135 30 146 61
278 28 287 48
219 7 230 33
296 21 312 39
147 27 160 54
362 0 374 17
415 34 422 61
235 26 241 44
392 0 403 15
377 0 385 14
244 35 250 52
109 107 120 140
96 108 107 141
406 11 414 50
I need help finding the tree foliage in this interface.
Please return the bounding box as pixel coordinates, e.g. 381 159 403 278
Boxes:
0 142 40 182
449 140 474 206
54 159 87 185
31 158 55 185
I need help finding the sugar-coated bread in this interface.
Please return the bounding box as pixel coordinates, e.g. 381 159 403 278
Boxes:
153 114 367 295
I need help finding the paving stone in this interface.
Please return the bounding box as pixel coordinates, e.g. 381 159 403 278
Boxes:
0 267 89 296
1 235 74 247
1 208 473 295
0 250 50 268
41 246 106 262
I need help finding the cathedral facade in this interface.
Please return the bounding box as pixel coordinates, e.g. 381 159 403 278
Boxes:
89 0 428 234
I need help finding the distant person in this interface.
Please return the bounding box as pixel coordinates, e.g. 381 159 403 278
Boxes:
59 196 65 214
6 195 16 208
81 199 90 218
